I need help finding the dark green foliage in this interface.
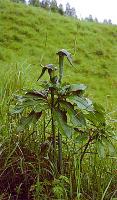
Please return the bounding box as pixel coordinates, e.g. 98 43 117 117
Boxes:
85 14 94 22
58 3 64 15
103 19 112 24
29 0 40 7
11 48 114 167
50 0 58 12
94 17 98 23
40 0 50 9
65 2 77 18
10 0 26 3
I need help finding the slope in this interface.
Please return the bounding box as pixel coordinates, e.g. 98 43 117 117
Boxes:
0 0 117 111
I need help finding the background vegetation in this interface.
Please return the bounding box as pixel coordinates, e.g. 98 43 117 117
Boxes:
0 0 117 199
0 0 117 106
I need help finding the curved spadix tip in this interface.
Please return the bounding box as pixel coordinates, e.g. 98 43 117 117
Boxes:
56 49 71 57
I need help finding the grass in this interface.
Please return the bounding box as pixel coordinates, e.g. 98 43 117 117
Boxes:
0 0 117 199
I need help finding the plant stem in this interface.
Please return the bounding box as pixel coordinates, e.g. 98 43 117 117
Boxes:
51 87 56 165
58 129 63 174
80 137 92 165
59 56 64 84
43 114 46 141
58 55 64 174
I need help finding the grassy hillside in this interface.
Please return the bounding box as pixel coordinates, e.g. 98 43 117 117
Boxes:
0 0 117 109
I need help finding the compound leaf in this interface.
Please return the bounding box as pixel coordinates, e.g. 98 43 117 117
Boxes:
67 96 94 111
60 100 86 127
17 111 42 131
54 109 73 138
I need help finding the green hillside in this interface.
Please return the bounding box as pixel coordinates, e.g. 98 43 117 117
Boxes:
0 0 117 109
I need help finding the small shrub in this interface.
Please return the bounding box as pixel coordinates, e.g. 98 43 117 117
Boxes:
9 49 116 199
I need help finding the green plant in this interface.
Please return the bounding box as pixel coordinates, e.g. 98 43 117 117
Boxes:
11 49 115 169
10 49 116 199
53 175 69 199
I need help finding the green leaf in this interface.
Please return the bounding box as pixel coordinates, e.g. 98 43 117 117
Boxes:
17 111 42 131
60 101 86 127
34 103 48 112
59 84 86 96
14 94 47 112
59 85 70 96
86 112 105 127
102 137 116 156
96 141 105 158
108 142 115 155
25 90 47 99
93 102 105 114
54 109 73 138
75 134 88 143
67 96 94 111
14 95 27 103
53 185 64 198
85 103 105 126
15 95 40 106
59 175 69 184
10 105 24 114
21 98 38 107
69 84 87 92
